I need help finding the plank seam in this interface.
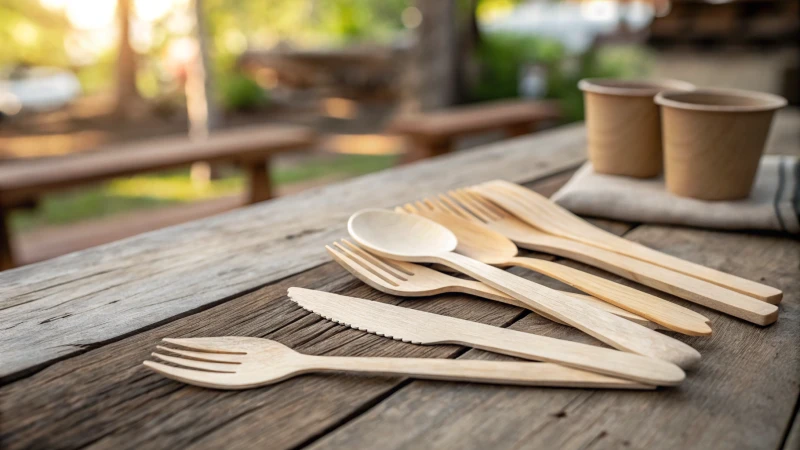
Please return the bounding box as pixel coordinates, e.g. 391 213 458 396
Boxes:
779 392 800 450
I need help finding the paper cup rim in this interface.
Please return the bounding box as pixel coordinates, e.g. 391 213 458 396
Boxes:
578 78 695 97
655 88 788 113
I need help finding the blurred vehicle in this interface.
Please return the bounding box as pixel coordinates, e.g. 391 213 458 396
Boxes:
0 66 82 120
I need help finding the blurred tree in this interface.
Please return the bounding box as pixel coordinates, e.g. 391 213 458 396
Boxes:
0 0 71 67
407 0 457 111
187 0 221 138
114 0 141 118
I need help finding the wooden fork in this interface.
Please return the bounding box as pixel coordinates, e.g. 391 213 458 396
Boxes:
471 180 783 304
453 186 779 326
143 337 653 390
327 239 659 329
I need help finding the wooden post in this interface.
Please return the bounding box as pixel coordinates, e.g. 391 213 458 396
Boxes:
0 206 14 270
504 122 535 138
246 159 272 204
113 0 140 118
402 136 452 164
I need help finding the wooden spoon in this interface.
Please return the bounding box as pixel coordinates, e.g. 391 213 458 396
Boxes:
348 209 701 369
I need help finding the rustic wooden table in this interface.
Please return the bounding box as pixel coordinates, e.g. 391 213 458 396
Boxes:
1 111 798 450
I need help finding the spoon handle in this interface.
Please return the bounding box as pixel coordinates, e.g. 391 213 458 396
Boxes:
434 251 701 369
304 356 652 389
455 277 659 329
503 257 712 336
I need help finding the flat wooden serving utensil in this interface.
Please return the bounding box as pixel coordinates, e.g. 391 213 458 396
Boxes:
472 180 783 304
459 186 779 326
347 209 701 369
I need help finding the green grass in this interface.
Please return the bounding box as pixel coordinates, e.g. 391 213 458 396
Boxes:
11 153 398 233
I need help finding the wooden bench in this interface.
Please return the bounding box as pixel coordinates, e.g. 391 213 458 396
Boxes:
0 124 316 269
387 99 561 162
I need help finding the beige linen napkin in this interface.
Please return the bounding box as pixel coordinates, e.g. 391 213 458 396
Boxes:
552 155 800 233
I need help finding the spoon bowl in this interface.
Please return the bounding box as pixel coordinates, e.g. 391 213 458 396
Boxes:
397 203 517 265
348 209 457 260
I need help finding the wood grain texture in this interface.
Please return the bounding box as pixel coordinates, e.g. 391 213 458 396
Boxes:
2 112 798 450
0 176 632 450
305 223 800 450
0 254 604 449
2 162 798 450
0 124 588 382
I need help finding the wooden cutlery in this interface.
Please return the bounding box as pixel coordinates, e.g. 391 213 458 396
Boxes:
462 184 779 325
398 197 712 336
347 209 701 369
471 180 783 304
327 238 662 329
288 288 684 386
144 336 654 390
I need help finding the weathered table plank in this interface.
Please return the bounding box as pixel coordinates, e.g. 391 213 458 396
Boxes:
0 124 587 382
1 110 797 450
306 224 800 450
0 177 610 450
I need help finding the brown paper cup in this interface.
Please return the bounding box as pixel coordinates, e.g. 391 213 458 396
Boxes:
656 88 788 201
579 78 695 178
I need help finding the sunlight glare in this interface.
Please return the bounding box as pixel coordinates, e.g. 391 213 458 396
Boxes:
134 0 177 22
66 0 118 30
39 0 68 10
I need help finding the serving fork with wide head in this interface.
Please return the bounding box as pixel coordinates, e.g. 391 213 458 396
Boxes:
471 180 783 304
455 184 779 326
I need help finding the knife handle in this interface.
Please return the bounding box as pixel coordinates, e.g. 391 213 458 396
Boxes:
434 251 700 370
305 356 653 389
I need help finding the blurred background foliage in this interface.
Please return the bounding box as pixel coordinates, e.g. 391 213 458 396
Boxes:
1 0 650 233
473 34 649 121
0 0 648 116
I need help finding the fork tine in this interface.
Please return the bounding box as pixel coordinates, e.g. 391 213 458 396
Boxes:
437 193 472 220
456 188 502 220
414 201 430 212
463 189 508 218
152 353 238 373
327 244 400 287
335 241 400 281
342 239 413 276
332 243 401 284
399 202 417 214
156 345 243 363
143 361 237 387
424 197 449 213
447 190 492 222
162 337 247 354
338 240 410 280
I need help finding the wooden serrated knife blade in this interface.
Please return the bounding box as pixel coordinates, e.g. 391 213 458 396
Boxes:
287 288 685 386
